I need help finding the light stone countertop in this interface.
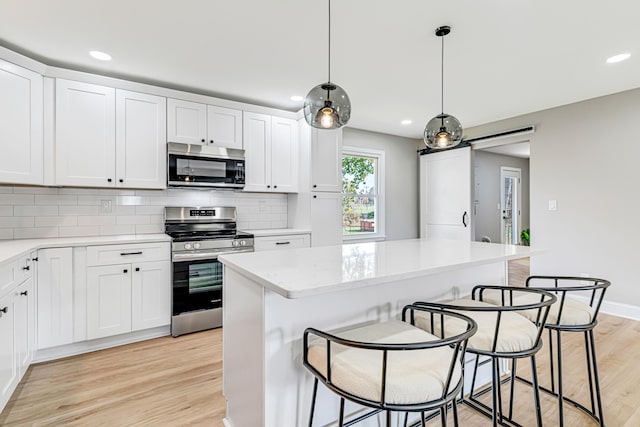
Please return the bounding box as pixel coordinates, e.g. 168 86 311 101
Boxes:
0 234 171 265
219 238 543 299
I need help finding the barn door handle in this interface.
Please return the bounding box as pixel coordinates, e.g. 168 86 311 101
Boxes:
462 211 468 228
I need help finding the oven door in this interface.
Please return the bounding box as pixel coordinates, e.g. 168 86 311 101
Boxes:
172 257 225 315
168 153 245 188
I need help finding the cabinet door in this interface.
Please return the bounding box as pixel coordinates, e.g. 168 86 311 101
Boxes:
55 79 116 187
15 277 34 374
310 127 342 192
420 147 472 240
167 98 207 145
271 117 299 193
0 59 43 185
87 264 132 340
115 90 167 189
37 248 74 349
311 192 343 246
0 292 17 411
131 261 171 331
243 112 271 192
207 105 243 149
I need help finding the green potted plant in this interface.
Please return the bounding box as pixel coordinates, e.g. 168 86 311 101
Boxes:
520 228 530 246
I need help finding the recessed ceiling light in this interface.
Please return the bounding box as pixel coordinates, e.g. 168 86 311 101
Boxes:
401 119 412 125
290 95 304 102
606 53 630 64
89 50 112 61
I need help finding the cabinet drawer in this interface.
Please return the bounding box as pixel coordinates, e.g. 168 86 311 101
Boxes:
254 234 310 252
0 257 32 299
87 242 170 266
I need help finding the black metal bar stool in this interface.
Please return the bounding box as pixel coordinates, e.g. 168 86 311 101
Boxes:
515 276 611 426
303 304 477 426
414 285 557 427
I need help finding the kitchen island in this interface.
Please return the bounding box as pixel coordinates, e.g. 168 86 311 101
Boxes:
219 239 541 427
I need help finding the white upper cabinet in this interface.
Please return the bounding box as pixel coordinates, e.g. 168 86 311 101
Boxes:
243 112 298 193
167 98 207 145
207 105 243 149
271 117 299 193
0 59 43 185
310 127 342 192
55 80 116 187
56 80 167 189
115 90 167 189
167 98 243 149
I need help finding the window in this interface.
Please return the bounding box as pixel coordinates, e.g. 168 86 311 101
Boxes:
342 147 385 240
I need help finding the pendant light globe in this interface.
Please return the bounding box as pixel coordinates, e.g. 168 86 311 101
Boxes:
304 82 351 129
424 25 463 149
303 0 351 130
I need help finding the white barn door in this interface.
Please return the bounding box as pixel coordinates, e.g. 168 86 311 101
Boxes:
420 146 473 240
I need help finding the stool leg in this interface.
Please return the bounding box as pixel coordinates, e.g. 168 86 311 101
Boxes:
588 329 605 426
308 377 318 427
491 356 499 427
338 397 345 427
530 355 543 427
386 410 392 426
496 358 504 423
508 358 517 420
421 411 426 427
440 407 447 426
452 398 459 427
556 330 564 427
548 328 555 393
584 331 596 415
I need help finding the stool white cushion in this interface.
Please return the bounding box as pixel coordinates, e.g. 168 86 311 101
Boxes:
479 290 595 326
414 299 538 353
307 320 462 405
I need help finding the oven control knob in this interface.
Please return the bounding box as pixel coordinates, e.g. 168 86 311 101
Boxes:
184 243 192 250
232 240 238 247
240 240 246 246
193 243 201 249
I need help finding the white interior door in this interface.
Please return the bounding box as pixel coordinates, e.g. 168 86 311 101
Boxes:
500 167 521 244
420 147 472 240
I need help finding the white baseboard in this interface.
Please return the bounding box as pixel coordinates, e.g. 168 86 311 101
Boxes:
572 296 640 321
33 325 170 363
222 418 232 427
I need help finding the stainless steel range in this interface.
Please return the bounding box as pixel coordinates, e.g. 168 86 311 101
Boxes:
164 206 254 337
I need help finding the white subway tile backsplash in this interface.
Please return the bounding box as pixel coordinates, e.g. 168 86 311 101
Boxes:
13 205 58 216
59 205 100 216
0 217 35 228
14 227 59 239
99 224 135 235
58 226 100 237
36 195 76 205
35 216 78 227
0 194 34 205
0 185 288 240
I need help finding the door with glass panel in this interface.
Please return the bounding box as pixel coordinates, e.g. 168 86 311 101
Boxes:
500 167 521 244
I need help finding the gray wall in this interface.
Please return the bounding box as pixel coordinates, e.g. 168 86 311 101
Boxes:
474 151 530 243
466 87 640 308
343 128 422 241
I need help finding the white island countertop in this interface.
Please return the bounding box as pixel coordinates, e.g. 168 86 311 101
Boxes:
219 238 542 299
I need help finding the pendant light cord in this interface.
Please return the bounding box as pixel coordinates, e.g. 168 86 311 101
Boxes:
328 0 331 84
441 33 444 115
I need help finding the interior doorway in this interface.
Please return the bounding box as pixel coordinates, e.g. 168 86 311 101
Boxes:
500 167 521 244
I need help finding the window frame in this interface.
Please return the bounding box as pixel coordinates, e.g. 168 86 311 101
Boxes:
341 146 386 242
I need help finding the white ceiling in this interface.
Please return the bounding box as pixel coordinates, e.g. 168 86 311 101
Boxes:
1 0 639 140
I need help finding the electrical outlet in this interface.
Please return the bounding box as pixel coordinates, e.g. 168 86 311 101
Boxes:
258 200 267 213
548 200 557 211
100 200 112 214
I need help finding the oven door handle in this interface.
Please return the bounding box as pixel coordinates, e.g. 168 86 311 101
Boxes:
172 248 253 262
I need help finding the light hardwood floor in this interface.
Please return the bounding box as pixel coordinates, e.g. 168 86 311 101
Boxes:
2 313 639 426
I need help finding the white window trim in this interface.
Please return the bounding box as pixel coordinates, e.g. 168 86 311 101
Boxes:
342 146 386 242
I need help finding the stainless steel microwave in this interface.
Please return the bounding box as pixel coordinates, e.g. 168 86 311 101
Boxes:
167 143 245 189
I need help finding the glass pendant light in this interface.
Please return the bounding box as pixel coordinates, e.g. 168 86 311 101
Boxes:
303 0 351 129
424 26 463 149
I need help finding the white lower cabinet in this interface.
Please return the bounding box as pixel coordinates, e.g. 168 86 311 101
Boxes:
87 264 132 340
131 261 171 331
86 242 170 340
0 258 34 411
37 248 74 349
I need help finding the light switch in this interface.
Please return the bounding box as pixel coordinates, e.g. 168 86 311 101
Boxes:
548 200 557 211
